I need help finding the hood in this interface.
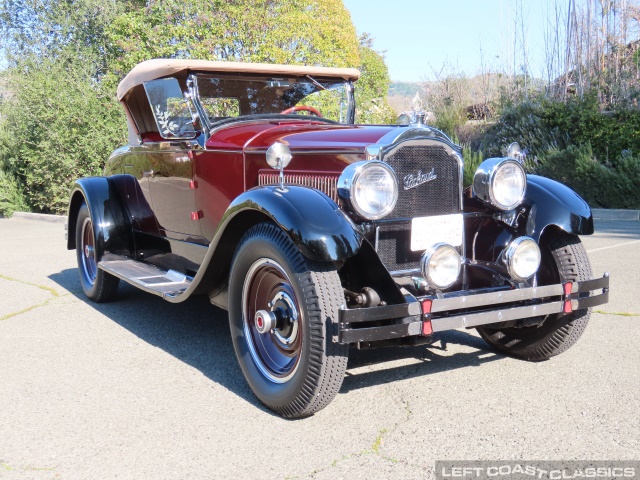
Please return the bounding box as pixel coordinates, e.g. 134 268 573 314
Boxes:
244 122 400 153
205 119 401 153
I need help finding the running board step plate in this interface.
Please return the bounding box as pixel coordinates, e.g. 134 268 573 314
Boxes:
99 254 191 298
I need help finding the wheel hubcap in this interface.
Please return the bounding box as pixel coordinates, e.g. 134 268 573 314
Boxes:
80 217 97 285
242 258 303 383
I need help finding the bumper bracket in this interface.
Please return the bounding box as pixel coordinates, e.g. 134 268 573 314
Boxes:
337 273 610 344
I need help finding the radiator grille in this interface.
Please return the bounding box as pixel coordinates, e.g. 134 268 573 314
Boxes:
258 172 339 203
258 143 462 274
384 145 460 218
378 144 462 272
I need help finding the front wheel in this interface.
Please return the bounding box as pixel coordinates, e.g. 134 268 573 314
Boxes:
228 223 348 418
477 231 592 361
75 202 119 302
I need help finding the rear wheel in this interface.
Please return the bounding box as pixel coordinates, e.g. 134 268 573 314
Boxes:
477 231 592 361
228 223 348 418
75 203 119 302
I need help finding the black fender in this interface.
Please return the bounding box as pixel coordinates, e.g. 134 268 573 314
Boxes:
524 174 594 241
464 175 593 265
223 185 363 262
67 176 133 259
180 185 365 304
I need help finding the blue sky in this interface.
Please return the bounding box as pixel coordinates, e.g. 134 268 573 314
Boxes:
343 0 555 82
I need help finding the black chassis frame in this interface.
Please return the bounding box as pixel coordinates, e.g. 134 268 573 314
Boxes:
68 166 610 346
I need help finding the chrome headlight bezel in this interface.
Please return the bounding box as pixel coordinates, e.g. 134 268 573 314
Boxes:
504 236 541 282
420 243 462 290
473 158 527 211
337 160 398 220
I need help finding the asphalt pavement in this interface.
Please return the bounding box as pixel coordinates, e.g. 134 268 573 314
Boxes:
0 217 638 480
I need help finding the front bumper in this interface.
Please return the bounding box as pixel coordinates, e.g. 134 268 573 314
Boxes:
337 274 610 344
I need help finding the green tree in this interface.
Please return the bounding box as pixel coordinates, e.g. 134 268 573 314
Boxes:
106 0 359 81
0 0 131 69
0 51 126 214
354 34 396 124
0 0 396 214
0 0 131 214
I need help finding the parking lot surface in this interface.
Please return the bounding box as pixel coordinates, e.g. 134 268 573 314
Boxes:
0 217 638 479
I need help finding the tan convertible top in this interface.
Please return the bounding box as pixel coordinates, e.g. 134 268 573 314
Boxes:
116 58 361 100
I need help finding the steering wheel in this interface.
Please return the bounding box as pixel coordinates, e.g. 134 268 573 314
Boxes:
280 105 322 116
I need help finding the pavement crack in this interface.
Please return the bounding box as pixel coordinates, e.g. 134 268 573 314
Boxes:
370 427 388 454
1 297 55 321
0 273 71 321
301 386 419 478
0 273 60 297
594 309 639 317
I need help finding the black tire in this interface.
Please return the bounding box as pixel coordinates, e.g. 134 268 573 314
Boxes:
75 203 119 303
228 223 348 418
477 231 592 361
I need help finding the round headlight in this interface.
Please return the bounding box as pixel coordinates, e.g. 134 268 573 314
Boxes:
338 161 398 220
420 243 461 289
473 158 526 211
504 237 541 281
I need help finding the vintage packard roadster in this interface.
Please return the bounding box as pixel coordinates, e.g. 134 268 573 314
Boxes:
67 59 609 418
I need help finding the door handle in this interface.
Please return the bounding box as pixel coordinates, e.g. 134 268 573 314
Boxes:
142 170 154 178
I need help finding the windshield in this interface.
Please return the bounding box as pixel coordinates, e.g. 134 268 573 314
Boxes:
194 73 352 125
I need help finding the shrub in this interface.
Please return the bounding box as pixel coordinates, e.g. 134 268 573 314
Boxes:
0 168 30 217
481 94 640 165
433 108 468 140
461 143 483 188
479 99 570 159
0 51 126 214
537 144 640 209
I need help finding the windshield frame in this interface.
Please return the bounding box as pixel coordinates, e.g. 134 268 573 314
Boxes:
188 73 355 134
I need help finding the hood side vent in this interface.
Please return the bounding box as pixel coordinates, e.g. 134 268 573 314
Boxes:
258 170 339 203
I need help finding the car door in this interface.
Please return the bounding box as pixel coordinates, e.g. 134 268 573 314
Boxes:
141 78 205 244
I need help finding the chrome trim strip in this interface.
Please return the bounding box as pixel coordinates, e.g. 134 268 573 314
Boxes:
431 302 564 332
373 125 462 152
203 148 244 154
187 74 211 137
245 149 363 156
390 268 421 277
428 284 563 313
346 81 356 124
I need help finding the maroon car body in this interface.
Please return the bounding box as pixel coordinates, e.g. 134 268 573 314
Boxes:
67 59 609 417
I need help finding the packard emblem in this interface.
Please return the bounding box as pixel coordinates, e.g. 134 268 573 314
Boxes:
403 167 437 190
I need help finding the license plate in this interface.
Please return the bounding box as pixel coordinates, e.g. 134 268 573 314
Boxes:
410 214 463 251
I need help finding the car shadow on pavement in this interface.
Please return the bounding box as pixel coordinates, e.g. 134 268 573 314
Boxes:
49 268 270 413
50 268 506 404
341 331 503 392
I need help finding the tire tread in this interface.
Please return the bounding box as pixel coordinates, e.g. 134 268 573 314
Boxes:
230 223 347 418
478 232 592 361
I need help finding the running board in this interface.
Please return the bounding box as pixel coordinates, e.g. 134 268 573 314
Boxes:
99 254 191 299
